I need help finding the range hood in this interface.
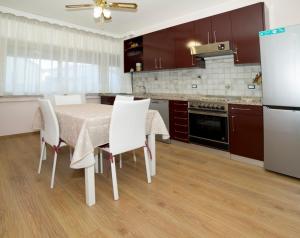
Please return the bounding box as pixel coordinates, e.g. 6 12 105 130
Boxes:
190 41 234 58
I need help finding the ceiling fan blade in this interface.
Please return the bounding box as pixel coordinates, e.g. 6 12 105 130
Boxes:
108 2 138 10
65 4 95 9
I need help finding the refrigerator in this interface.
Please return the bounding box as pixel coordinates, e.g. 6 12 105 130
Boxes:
260 25 300 178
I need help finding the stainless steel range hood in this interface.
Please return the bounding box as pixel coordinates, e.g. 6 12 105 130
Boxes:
190 41 233 58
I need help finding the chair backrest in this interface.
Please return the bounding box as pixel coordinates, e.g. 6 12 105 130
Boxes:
54 94 85 106
114 95 134 102
109 99 150 156
38 99 60 147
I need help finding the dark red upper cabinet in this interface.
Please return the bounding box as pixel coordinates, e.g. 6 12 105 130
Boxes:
211 12 232 43
124 2 265 71
230 3 265 64
160 28 176 70
143 28 175 71
174 22 197 69
194 17 212 45
143 32 159 71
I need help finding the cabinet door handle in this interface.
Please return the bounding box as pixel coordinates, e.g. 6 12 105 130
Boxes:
155 58 157 69
214 31 217 43
174 130 188 134
174 123 188 127
231 115 236 133
231 107 251 111
174 103 188 106
234 44 239 62
159 57 162 68
174 117 188 120
207 32 210 44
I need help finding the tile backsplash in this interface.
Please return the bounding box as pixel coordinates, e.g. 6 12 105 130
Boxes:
132 55 262 97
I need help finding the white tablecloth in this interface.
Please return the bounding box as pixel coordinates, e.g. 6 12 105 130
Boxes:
33 104 169 169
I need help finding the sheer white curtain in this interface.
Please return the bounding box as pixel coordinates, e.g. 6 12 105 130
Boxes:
0 12 130 96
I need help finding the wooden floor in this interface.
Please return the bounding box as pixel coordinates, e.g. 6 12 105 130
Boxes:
1 133 300 238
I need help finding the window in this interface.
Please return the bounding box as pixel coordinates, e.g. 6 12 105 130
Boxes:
0 12 130 96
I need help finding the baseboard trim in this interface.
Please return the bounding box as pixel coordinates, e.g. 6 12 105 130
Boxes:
230 154 264 167
0 131 39 139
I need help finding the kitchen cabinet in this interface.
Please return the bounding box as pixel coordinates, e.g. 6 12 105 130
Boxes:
124 2 265 71
194 17 212 45
230 3 265 64
194 13 232 46
229 104 263 161
174 22 198 69
169 100 189 142
124 36 143 73
143 28 175 71
211 12 232 44
101 96 115 105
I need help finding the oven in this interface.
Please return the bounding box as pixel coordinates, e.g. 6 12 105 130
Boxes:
188 101 229 150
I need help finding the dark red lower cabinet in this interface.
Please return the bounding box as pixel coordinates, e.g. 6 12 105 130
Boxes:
169 100 189 143
229 104 264 161
101 96 115 105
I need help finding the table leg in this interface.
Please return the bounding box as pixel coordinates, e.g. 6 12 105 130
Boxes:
85 165 95 206
147 134 156 176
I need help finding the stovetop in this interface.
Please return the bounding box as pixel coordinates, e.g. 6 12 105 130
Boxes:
188 100 228 113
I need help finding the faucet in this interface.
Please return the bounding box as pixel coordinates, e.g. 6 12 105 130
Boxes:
139 85 147 95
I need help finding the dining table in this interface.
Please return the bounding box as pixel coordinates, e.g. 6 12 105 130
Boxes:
33 103 170 206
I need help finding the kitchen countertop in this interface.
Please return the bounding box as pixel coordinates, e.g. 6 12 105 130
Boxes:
100 93 262 106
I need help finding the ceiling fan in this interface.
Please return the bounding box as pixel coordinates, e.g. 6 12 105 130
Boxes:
65 0 138 22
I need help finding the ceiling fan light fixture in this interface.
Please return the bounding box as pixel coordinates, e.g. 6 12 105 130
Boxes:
93 6 103 18
103 8 111 18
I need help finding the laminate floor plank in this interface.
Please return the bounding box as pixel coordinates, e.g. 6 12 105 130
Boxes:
0 133 300 238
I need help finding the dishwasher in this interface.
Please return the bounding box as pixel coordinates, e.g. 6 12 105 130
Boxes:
149 99 171 144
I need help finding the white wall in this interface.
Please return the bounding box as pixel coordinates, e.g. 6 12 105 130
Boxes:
0 95 101 137
0 98 40 136
264 0 300 28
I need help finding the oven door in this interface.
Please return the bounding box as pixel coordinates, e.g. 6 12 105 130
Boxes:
189 110 228 150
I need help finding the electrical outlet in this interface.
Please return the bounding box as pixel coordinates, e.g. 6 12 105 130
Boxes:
248 84 256 89
192 84 197 89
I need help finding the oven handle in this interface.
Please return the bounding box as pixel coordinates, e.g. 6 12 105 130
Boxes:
188 110 228 118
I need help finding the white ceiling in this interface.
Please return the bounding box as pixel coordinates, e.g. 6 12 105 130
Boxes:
0 0 242 37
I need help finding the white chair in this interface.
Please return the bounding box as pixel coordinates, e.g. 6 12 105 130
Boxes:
100 99 152 200
38 99 68 189
97 95 136 173
53 94 85 164
115 95 137 168
54 94 85 106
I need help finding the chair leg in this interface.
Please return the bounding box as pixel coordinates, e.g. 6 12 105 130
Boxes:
119 154 122 168
50 152 58 189
99 150 103 174
69 147 73 161
38 142 46 174
110 156 119 200
133 150 137 162
143 147 152 184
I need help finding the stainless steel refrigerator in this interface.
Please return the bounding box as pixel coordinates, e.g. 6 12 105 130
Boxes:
260 25 300 178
